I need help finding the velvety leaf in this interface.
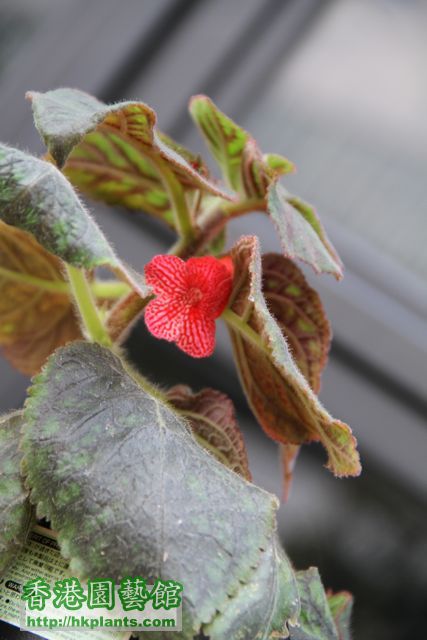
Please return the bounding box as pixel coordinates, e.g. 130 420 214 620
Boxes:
189 95 293 198
21 342 299 638
28 88 230 227
204 535 299 640
0 143 118 269
167 385 251 480
327 591 354 640
267 183 343 279
262 253 331 394
0 221 82 375
262 252 331 496
226 236 361 477
289 568 338 640
0 412 33 574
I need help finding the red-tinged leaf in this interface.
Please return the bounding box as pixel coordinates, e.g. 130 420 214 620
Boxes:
225 236 361 477
262 253 331 394
267 182 343 279
28 89 231 228
167 385 251 480
189 95 294 198
327 591 354 640
262 253 332 497
106 290 151 344
0 222 82 375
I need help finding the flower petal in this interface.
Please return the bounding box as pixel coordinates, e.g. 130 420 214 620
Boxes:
144 255 187 296
177 308 216 358
144 297 185 342
186 257 233 317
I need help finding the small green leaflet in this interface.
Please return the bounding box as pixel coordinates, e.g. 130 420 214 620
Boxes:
327 591 354 640
28 88 231 227
267 183 343 279
22 342 299 639
289 568 339 640
0 412 33 574
0 143 118 269
189 95 294 197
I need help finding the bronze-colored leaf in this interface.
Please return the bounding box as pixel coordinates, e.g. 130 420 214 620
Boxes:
225 236 361 477
28 89 231 228
262 253 332 496
0 221 81 375
167 385 251 480
262 253 331 394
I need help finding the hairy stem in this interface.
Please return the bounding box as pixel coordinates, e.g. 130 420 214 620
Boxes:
152 155 195 243
221 308 266 353
177 196 266 258
91 280 131 299
66 265 112 346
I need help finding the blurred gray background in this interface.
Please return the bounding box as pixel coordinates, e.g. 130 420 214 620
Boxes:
0 1 426 638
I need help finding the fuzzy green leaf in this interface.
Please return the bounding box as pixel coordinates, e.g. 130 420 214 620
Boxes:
28 88 230 227
267 183 343 279
21 342 299 638
204 535 299 640
226 236 360 477
289 568 339 640
327 591 354 640
0 143 118 269
189 95 293 198
0 412 33 574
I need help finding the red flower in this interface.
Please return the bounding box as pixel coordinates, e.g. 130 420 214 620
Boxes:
144 255 234 358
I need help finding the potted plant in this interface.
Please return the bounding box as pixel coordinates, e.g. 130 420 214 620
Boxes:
0 88 360 639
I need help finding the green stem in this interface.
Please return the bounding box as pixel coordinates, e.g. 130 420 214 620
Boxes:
151 155 195 243
66 265 112 346
222 308 266 353
91 280 131 299
0 265 69 294
0 265 131 302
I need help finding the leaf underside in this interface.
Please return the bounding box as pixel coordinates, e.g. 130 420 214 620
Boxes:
22 342 299 638
0 412 33 574
167 385 251 481
0 222 81 375
28 88 231 228
0 143 118 269
228 236 360 477
262 252 331 495
267 183 343 279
